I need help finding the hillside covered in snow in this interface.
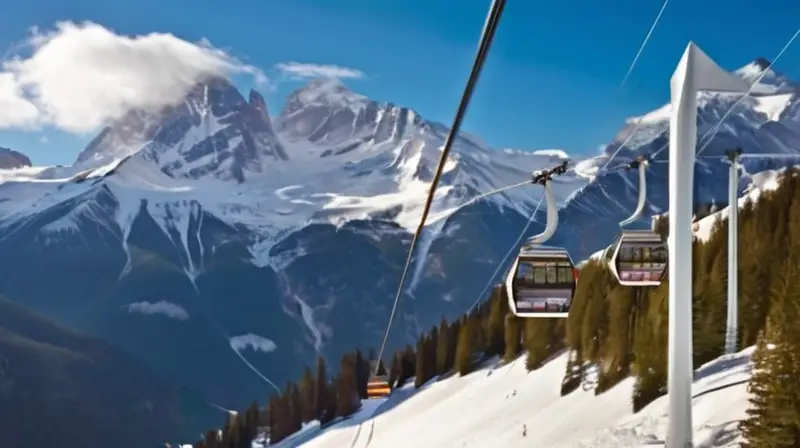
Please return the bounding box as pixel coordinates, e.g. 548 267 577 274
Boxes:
268 348 753 448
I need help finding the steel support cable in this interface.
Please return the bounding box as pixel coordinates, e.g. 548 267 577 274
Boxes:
373 0 507 374
466 192 545 314
648 26 800 162
598 0 671 173
461 180 531 207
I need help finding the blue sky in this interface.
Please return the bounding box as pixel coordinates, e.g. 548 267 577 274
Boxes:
1 0 799 166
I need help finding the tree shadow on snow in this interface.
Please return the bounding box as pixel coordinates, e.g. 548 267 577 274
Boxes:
694 353 751 382
696 420 741 448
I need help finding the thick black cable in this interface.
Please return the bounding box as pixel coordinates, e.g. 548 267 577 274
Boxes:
373 0 507 374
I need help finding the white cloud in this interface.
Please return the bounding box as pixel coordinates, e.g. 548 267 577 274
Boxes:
38 135 48 143
0 73 39 128
126 301 189 320
275 62 365 80
0 21 267 133
229 333 277 354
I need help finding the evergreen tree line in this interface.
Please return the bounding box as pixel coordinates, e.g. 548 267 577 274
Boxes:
263 348 388 444
194 168 800 447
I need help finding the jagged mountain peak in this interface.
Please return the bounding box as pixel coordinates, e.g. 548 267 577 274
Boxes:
0 147 32 169
280 78 369 121
733 56 795 94
248 89 268 111
74 77 286 183
750 57 772 70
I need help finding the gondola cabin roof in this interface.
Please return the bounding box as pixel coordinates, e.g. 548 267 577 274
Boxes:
613 229 665 243
518 245 574 262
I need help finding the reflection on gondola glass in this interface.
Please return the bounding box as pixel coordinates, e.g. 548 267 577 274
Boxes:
512 256 576 315
615 242 667 283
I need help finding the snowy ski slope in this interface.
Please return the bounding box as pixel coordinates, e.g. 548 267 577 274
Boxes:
265 348 752 448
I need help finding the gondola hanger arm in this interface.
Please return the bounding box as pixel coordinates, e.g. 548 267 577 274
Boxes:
619 157 649 227
526 181 558 245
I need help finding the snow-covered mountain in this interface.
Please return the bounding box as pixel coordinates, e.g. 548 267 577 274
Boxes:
0 57 797 408
0 147 31 169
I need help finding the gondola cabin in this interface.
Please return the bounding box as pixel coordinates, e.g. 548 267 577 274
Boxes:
366 360 391 399
505 246 578 318
608 229 667 287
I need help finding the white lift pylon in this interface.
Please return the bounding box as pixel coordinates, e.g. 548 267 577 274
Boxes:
667 42 749 448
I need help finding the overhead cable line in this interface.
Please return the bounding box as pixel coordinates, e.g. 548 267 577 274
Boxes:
373 0 508 374
599 0 671 173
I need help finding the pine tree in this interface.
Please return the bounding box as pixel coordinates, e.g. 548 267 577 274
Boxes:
631 284 668 412
740 332 780 446
485 286 506 357
287 382 302 434
398 345 416 387
454 316 474 375
446 320 460 372
336 354 360 417
312 355 328 421
425 330 438 378
414 337 428 388
503 312 522 361
523 318 553 371
740 228 800 447
388 350 401 388
298 367 315 423
240 401 261 448
220 412 239 448
355 349 368 399
202 430 219 448
435 318 451 375
324 379 337 424
596 284 635 392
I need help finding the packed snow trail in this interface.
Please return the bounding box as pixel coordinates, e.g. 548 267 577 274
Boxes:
271 398 387 448
288 348 753 448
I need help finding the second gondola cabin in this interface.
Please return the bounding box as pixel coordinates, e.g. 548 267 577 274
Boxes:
505 245 578 318
607 229 667 287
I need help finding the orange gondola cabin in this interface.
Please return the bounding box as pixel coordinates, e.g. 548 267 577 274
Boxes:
366 360 391 399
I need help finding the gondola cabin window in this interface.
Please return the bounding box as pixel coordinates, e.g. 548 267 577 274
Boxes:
509 253 577 317
610 230 668 286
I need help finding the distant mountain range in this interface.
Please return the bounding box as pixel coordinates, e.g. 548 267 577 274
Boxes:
0 56 797 411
